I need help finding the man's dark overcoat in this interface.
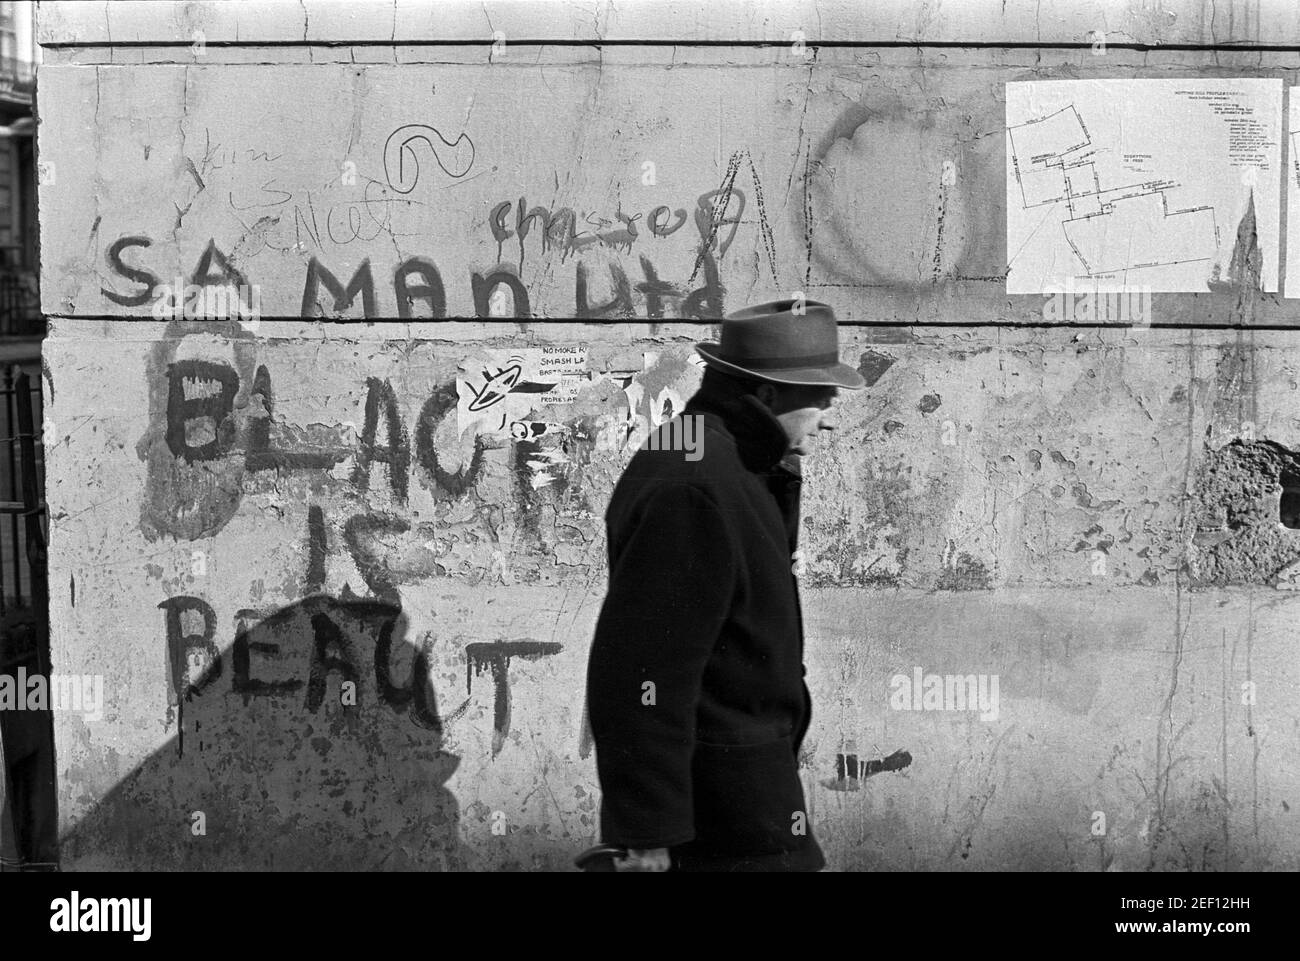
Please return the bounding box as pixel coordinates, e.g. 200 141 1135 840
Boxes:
586 371 824 872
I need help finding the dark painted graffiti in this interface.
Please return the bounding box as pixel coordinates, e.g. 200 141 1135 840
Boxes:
394 257 447 319
469 264 531 319
162 362 447 492
306 503 328 591
189 238 250 289
104 236 721 319
300 252 722 320
164 591 559 752
102 236 159 307
148 356 606 561
575 260 633 319
161 591 444 738
691 153 751 285
165 360 241 464
486 189 744 271
158 594 222 756
246 365 350 471
161 502 561 750
342 512 419 599
416 383 488 497
465 639 565 756
301 257 378 318
103 237 250 309
350 377 410 502
823 748 913 792
141 331 680 555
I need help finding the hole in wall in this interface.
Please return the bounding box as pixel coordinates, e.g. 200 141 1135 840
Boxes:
1281 469 1300 528
1191 438 1300 585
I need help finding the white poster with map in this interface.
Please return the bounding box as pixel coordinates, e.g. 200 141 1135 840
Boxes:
1006 79 1282 294
1286 88 1300 297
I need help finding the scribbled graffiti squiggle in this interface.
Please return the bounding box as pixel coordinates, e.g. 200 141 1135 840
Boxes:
383 124 476 193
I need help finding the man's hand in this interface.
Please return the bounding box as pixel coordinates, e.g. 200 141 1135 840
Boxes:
613 847 671 872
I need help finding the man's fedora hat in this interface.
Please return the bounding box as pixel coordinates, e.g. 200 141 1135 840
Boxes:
696 298 866 389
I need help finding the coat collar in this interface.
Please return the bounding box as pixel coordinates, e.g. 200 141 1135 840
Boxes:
685 373 793 475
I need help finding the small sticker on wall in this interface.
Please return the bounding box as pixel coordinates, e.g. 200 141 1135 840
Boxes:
456 347 589 437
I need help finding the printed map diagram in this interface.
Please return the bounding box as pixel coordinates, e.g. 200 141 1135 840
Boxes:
1005 80 1282 294
1010 105 1216 279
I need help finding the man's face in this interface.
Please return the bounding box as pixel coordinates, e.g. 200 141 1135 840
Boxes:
759 383 840 455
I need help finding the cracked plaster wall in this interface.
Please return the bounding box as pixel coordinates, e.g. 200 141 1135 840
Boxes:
34 1 1300 870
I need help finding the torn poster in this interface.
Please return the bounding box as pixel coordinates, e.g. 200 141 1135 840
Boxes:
1005 79 1282 294
457 346 588 437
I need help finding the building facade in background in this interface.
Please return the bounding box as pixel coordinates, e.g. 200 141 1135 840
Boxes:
0 0 38 336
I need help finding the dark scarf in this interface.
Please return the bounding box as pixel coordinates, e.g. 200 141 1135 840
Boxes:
684 371 795 476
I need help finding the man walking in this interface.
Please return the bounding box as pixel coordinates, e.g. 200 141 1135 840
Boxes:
586 299 865 872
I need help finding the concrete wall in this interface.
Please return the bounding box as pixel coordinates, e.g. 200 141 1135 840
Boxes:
36 0 1300 870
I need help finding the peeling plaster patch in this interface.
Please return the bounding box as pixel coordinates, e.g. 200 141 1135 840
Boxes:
857 349 896 387
807 482 909 588
949 346 994 361
1189 439 1300 586
41 356 55 403
917 393 942 414
861 327 916 344
1208 193 1263 298
140 446 246 542
1072 483 1121 511
343 513 445 599
635 350 698 409
1073 533 1115 553
553 543 588 566
935 551 992 591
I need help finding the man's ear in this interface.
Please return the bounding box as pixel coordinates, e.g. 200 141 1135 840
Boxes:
754 382 777 409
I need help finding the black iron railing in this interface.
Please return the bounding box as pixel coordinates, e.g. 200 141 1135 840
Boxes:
0 367 44 616
0 366 54 871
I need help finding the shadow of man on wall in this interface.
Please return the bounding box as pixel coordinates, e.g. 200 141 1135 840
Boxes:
59 589 467 871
